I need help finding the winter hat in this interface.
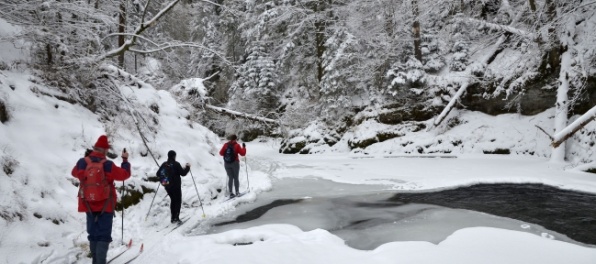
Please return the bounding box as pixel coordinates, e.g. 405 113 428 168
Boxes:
167 150 176 160
94 135 110 149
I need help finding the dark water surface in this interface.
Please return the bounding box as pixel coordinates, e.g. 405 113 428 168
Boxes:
209 183 596 249
388 183 596 245
214 199 303 226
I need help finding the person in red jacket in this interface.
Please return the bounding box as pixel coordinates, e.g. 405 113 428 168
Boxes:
71 135 131 264
219 134 246 197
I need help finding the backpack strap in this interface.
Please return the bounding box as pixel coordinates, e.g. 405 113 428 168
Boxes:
164 161 174 173
82 157 94 215
96 158 111 221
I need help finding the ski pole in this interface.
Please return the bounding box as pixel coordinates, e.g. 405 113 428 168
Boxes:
189 169 206 218
121 148 127 244
144 183 160 221
121 180 125 244
244 156 250 193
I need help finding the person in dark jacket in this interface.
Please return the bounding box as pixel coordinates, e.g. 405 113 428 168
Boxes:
219 134 246 197
156 150 190 223
71 135 131 264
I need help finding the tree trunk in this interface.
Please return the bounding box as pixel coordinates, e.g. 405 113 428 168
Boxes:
542 0 559 75
314 1 327 83
46 43 53 65
315 19 325 82
433 82 469 126
384 2 394 37
550 9 578 162
118 0 126 68
552 105 596 148
551 47 571 162
528 0 536 12
412 0 422 62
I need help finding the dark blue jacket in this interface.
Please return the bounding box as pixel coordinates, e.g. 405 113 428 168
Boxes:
156 159 190 188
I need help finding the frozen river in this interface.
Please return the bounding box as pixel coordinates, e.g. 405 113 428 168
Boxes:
203 178 595 250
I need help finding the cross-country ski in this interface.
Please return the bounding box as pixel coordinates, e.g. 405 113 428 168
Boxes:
107 239 133 264
121 244 143 264
224 191 248 202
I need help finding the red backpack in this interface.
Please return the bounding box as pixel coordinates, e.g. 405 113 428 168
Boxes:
78 157 111 207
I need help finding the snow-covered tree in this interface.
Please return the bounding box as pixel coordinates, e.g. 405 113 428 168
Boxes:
0 0 116 68
548 1 596 162
229 44 280 117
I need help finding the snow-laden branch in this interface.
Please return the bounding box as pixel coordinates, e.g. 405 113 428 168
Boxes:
100 34 230 64
495 71 539 99
140 0 152 23
500 0 515 20
95 0 181 62
100 33 160 47
130 44 230 64
551 105 596 148
457 17 535 39
433 34 508 126
169 77 276 125
204 71 220 81
99 64 151 89
205 104 278 125
99 64 161 166
129 43 206 54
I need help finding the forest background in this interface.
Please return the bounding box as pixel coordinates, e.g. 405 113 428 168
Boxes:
1 0 595 163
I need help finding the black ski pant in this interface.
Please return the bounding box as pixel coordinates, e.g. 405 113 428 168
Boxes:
224 161 240 195
165 185 182 221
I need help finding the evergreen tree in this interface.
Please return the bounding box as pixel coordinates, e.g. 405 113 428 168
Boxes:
229 44 280 117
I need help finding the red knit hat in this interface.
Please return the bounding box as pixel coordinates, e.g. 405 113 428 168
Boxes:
94 135 110 149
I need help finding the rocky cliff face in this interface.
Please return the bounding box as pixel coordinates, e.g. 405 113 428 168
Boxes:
462 82 557 116
280 74 596 156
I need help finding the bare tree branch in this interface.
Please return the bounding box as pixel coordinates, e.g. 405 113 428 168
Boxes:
456 17 535 39
204 71 220 81
535 125 554 141
95 0 181 62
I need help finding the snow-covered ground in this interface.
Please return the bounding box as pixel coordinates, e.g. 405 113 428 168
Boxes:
129 142 596 264
0 26 595 262
2 66 596 263
0 18 27 66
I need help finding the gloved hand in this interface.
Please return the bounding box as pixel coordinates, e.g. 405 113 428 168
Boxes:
186 163 190 168
242 143 246 148
121 148 129 159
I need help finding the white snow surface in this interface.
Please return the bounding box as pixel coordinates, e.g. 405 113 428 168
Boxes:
0 18 27 65
0 13 595 262
1 66 596 264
